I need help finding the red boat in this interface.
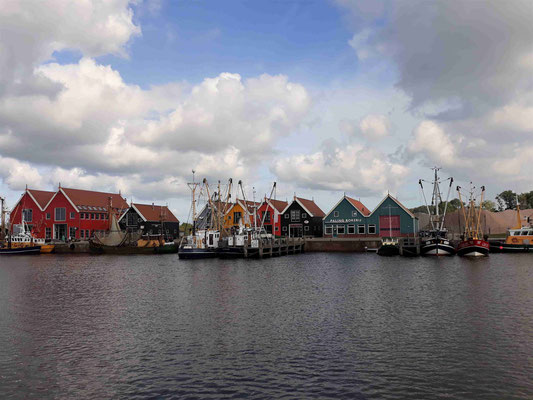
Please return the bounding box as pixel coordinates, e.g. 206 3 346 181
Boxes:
456 239 490 257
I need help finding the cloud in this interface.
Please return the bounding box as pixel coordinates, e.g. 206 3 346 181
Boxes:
272 143 409 196
407 120 457 167
0 0 140 97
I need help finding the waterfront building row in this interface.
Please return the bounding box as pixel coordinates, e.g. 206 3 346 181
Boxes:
10 186 179 241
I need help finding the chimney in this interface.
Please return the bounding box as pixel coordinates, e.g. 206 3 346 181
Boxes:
152 202 154 210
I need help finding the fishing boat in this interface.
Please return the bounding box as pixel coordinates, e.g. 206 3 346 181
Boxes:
456 184 489 256
418 168 456 256
178 173 222 259
490 201 533 253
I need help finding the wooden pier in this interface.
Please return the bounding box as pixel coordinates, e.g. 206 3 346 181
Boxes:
398 237 420 256
220 237 305 259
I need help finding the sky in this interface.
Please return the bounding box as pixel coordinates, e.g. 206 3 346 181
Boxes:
1 0 533 221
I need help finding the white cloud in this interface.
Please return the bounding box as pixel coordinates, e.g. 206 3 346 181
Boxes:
359 114 390 140
272 143 408 196
407 120 457 167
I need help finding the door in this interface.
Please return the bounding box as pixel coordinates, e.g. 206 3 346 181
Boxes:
379 215 400 237
54 224 67 240
289 225 303 237
332 225 338 238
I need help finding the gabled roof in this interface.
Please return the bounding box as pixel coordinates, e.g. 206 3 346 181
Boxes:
369 193 416 219
282 197 325 218
323 195 370 220
237 199 261 214
28 189 55 210
267 199 288 213
345 196 371 216
11 189 55 212
61 187 128 209
131 203 179 223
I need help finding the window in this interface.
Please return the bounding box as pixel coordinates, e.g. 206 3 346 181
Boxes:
70 212 75 219
275 226 279 231
105 214 108 220
368 224 376 234
46 213 51 220
81 213 85 219
290 210 300 222
22 209 33 222
302 213 307 219
285 213 289 219
96 213 100 220
55 207 66 221
80 230 84 239
358 224 365 234
45 227 51 239
334 211 339 217
352 211 358 217
325 225 333 234
264 211 271 223
337 225 345 234
348 224 355 234
282 226 287 231
91 213 95 220
234 212 242 224
69 227 76 239
86 230 91 238
304 226 309 231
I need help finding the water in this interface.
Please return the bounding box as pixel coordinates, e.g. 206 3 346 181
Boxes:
0 253 531 399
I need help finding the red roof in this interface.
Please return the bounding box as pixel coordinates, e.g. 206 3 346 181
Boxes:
296 197 325 217
133 203 179 223
239 199 261 213
62 187 128 210
269 199 288 212
346 196 371 216
27 189 55 209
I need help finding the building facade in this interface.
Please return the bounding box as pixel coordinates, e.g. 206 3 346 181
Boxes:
223 199 259 231
119 203 180 240
10 189 55 237
280 197 325 237
257 199 288 236
323 195 371 238
323 193 418 238
367 194 419 237
10 187 128 240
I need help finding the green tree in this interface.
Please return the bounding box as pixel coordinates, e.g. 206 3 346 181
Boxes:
482 200 497 212
180 223 193 235
495 190 517 211
518 191 533 209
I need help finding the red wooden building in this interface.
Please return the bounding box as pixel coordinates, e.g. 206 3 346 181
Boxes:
257 198 288 236
10 187 128 240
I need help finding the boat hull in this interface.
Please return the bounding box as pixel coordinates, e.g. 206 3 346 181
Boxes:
457 240 489 257
377 244 400 256
178 248 218 259
489 242 532 253
0 246 41 255
420 239 455 256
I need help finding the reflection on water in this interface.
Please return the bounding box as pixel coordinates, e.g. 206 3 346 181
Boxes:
0 253 532 399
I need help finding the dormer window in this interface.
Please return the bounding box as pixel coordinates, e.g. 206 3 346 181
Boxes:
334 211 339 217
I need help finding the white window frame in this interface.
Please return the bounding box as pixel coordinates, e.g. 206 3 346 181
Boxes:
70 212 76 219
325 225 333 235
334 211 339 217
368 224 376 234
352 211 358 217
304 225 309 231
302 212 307 219
22 209 33 222
55 207 66 221
358 224 365 234
337 225 345 234
282 226 287 231
285 213 289 219
348 224 355 234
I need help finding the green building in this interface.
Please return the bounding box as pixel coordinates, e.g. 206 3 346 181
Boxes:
323 194 418 238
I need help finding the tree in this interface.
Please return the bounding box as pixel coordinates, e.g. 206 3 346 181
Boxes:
180 223 193 235
482 200 496 212
495 190 517 211
518 191 533 209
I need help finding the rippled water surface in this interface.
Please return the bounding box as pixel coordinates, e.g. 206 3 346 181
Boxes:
0 253 532 399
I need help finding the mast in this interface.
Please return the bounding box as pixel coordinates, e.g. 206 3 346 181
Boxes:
187 170 200 235
0 196 5 243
